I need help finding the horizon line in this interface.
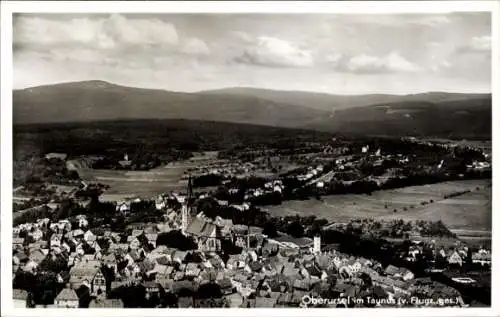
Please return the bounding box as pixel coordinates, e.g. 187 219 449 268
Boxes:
13 79 492 96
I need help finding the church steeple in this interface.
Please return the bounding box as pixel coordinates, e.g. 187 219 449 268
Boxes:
187 174 193 202
181 173 193 235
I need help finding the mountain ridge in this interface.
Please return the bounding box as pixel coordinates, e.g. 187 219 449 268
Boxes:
13 80 492 139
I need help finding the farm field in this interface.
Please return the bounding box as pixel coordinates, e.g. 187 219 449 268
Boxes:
264 179 492 233
89 162 195 200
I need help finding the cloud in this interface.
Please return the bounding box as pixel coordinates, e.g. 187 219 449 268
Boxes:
181 38 210 56
455 35 491 55
50 48 104 63
325 53 344 66
340 14 453 28
235 36 314 68
231 31 254 43
410 16 452 27
469 35 491 51
431 60 452 73
14 14 179 49
329 51 420 74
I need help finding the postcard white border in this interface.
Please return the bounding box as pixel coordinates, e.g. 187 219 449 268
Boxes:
1 1 499 317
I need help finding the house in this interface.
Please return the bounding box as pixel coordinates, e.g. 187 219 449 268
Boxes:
184 218 222 252
13 226 22 236
137 260 155 276
54 288 79 308
217 278 234 295
69 262 101 291
448 251 463 266
110 243 129 252
171 250 188 264
226 293 243 308
77 217 88 229
255 296 277 308
13 251 29 266
13 289 29 308
127 236 141 250
50 234 62 247
293 278 312 291
143 281 160 297
89 298 124 308
45 152 68 160
131 229 144 237
185 263 201 277
30 228 44 241
23 260 39 274
174 271 185 281
92 270 107 296
61 242 72 254
472 251 491 266
84 230 96 243
124 263 141 277
154 265 174 280
110 233 121 243
13 238 25 249
125 250 142 264
145 234 158 248
72 229 85 239
102 253 118 273
384 265 414 281
178 296 195 308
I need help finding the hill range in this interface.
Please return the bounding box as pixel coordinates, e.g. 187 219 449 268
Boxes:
13 80 492 139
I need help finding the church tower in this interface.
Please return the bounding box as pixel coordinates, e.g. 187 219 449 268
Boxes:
181 174 193 234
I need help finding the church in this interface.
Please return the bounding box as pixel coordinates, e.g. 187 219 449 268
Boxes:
181 175 222 253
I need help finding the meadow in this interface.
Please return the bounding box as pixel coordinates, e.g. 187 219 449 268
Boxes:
264 179 491 235
88 162 195 201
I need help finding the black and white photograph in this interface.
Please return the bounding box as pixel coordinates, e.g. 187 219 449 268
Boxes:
1 1 498 316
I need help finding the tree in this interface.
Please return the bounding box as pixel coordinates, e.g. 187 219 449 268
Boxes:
39 255 67 273
263 222 278 238
156 230 197 251
286 221 304 238
197 282 222 299
359 272 373 288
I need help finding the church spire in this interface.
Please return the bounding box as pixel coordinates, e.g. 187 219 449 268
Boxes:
182 173 193 235
188 173 193 202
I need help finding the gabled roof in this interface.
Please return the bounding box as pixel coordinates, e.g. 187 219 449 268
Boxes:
55 288 79 301
255 296 276 308
217 278 233 289
137 260 155 273
13 237 25 244
69 263 100 280
13 289 28 300
185 218 218 237
145 233 158 242
249 262 263 272
385 265 401 275
131 229 144 236
156 256 170 266
14 251 29 262
143 281 159 289
103 253 116 262
89 298 124 308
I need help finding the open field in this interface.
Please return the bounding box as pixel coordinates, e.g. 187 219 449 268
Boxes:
264 179 491 234
86 163 196 200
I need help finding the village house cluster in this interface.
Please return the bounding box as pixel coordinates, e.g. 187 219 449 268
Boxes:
13 183 489 309
11 138 492 309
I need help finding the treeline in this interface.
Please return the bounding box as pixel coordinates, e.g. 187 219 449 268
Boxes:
14 157 80 188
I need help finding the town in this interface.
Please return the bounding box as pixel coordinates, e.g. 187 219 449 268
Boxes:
12 136 492 308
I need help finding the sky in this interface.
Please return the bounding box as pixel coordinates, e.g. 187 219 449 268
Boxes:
13 13 492 94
